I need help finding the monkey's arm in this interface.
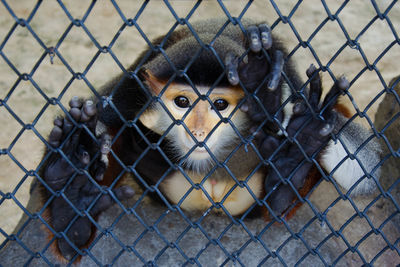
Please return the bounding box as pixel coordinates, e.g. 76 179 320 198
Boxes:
40 98 134 260
262 65 347 215
319 112 382 195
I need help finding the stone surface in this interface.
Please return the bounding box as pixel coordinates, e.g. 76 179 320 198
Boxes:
1 173 399 266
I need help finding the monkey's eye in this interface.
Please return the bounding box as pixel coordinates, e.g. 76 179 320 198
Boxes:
174 96 190 108
213 99 229 111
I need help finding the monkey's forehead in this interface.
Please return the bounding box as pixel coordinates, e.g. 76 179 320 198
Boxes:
143 69 244 100
143 34 246 86
165 83 244 98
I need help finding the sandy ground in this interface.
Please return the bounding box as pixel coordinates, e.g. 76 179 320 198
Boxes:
0 0 399 259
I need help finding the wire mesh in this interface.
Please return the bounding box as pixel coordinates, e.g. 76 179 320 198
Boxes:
0 0 399 266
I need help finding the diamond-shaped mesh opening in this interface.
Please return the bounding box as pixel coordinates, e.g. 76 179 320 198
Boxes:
5 82 47 123
56 27 99 73
357 19 398 64
1 27 44 74
1 0 400 266
28 2 70 47
83 3 124 47
111 26 148 70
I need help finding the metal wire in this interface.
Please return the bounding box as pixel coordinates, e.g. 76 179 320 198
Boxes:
0 0 399 266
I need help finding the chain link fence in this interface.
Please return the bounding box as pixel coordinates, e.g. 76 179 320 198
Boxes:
0 1 399 266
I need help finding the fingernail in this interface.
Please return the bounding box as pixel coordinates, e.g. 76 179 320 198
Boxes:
319 124 333 136
101 144 110 154
268 79 278 91
96 173 104 181
293 102 302 113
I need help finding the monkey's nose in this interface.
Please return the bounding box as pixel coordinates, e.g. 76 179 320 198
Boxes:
191 130 206 140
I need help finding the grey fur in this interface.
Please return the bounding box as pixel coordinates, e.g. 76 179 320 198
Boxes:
321 113 382 195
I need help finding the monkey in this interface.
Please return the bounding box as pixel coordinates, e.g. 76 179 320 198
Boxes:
38 18 382 261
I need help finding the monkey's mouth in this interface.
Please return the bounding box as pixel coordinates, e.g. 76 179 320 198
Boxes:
185 145 209 155
178 134 219 161
193 147 207 152
182 144 213 161
184 142 214 154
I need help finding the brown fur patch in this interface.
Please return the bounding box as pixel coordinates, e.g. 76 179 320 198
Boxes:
142 70 167 95
40 203 70 264
334 103 352 118
262 166 322 222
284 166 321 220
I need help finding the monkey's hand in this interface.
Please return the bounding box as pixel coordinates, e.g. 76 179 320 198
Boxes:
265 64 348 216
225 24 282 89
43 97 134 260
226 24 285 157
225 23 286 134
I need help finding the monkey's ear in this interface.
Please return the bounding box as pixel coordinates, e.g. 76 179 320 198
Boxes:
141 69 165 95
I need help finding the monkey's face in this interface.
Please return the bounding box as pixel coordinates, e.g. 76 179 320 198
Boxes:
140 72 247 172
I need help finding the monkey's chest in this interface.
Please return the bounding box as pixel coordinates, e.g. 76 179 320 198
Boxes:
159 170 264 216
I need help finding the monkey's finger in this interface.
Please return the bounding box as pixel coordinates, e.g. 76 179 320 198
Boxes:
91 134 112 181
249 112 267 123
66 97 85 127
49 123 63 147
81 100 96 123
305 64 322 110
76 145 91 166
240 102 249 113
62 117 75 139
100 133 112 155
58 216 92 261
69 173 90 191
56 97 82 143
69 96 83 109
93 162 107 182
293 65 321 116
322 76 348 108
319 122 335 137
267 50 284 91
292 100 307 115
321 76 348 117
63 123 82 155
308 80 323 111
250 125 266 140
259 135 280 159
69 107 81 122
305 64 317 78
81 180 100 195
319 112 337 136
54 117 63 128
113 185 135 201
268 185 296 216
242 99 266 122
258 24 272 50
225 52 240 85
247 25 262 52
90 185 135 216
58 237 79 261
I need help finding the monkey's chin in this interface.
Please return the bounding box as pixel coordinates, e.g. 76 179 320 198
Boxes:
189 149 210 160
182 148 214 173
